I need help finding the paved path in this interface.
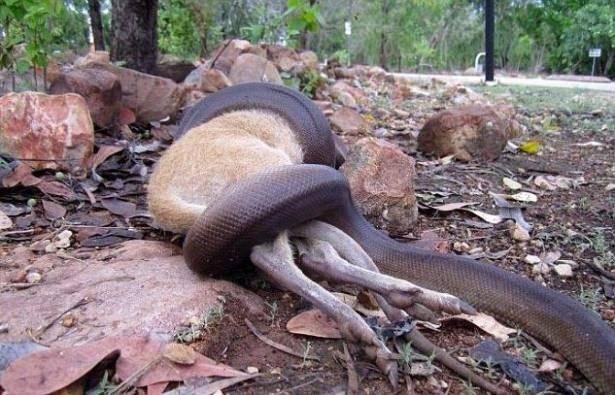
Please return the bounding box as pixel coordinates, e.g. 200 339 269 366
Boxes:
391 73 615 92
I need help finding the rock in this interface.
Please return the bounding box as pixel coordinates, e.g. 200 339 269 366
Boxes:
0 241 265 347
86 62 184 123
532 262 551 275
74 51 110 68
49 68 122 128
228 53 282 85
210 39 253 75
299 50 319 69
333 67 357 79
184 66 232 93
418 105 517 161
393 108 410 118
25 271 42 284
553 263 573 278
153 55 195 82
330 81 365 107
524 255 541 265
329 107 370 135
511 224 531 242
264 44 299 67
340 137 418 235
0 92 94 172
181 89 207 109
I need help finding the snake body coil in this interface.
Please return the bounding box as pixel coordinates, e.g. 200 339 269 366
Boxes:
180 83 615 393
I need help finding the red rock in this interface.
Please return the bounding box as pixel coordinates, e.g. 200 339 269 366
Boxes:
86 62 184 123
184 66 232 93
210 39 253 75
418 104 517 161
49 68 122 128
0 92 94 172
74 51 110 68
299 50 319 70
329 107 370 135
228 53 282 85
340 137 418 235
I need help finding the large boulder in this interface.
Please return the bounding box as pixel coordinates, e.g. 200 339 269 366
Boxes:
153 55 196 83
0 240 265 347
210 39 254 75
86 63 184 123
418 104 517 161
73 51 110 68
340 137 418 235
0 92 94 172
49 68 122 128
299 50 319 70
183 65 232 93
329 107 370 135
228 53 282 85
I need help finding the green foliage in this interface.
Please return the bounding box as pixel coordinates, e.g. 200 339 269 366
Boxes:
0 0 89 84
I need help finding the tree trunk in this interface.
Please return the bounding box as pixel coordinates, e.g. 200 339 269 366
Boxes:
604 51 614 77
88 0 105 51
110 0 158 73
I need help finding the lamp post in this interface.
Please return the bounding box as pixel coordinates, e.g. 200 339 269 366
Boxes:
485 0 494 82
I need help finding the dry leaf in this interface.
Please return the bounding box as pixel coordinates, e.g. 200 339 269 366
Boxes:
90 145 125 170
42 200 67 220
538 359 562 372
162 343 197 365
519 139 541 154
431 202 478 212
2 162 40 188
0 210 13 230
286 309 342 339
508 192 538 203
444 313 515 342
502 177 522 190
463 209 503 224
37 180 77 200
0 340 119 394
101 198 137 218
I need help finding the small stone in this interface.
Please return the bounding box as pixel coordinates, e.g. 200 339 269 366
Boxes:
30 239 51 253
270 367 282 375
246 366 259 374
532 262 551 275
524 255 541 264
553 263 573 277
0 323 9 333
54 230 73 249
512 224 531 242
556 259 578 269
393 108 410 118
61 313 78 328
453 242 471 253
25 271 42 284
606 183 615 192
538 359 562 372
44 243 58 254
601 309 614 321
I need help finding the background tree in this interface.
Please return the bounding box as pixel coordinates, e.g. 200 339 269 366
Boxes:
87 0 105 50
110 0 158 73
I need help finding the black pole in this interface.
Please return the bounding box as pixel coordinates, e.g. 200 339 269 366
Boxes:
485 0 494 81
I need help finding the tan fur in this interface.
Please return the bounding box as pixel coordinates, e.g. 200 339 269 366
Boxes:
148 110 303 233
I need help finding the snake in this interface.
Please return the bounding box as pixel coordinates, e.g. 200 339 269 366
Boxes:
177 82 615 393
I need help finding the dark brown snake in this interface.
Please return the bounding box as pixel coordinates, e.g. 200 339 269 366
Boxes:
179 83 615 393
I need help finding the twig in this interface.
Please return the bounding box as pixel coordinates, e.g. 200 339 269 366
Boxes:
30 297 92 339
585 259 615 281
343 342 360 395
244 318 320 361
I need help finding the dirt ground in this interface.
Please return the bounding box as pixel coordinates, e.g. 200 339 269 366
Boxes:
1 84 613 394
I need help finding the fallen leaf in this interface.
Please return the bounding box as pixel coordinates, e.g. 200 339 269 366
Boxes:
101 198 137 218
430 202 478 212
37 180 77 200
42 200 67 220
575 141 604 147
463 209 503 224
0 202 27 216
162 343 197 365
164 374 259 395
90 145 125 171
502 177 522 190
444 313 515 342
519 139 541 154
0 210 13 230
538 359 562 372
508 192 537 203
0 340 119 394
112 336 246 387
286 309 342 339
2 162 40 188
